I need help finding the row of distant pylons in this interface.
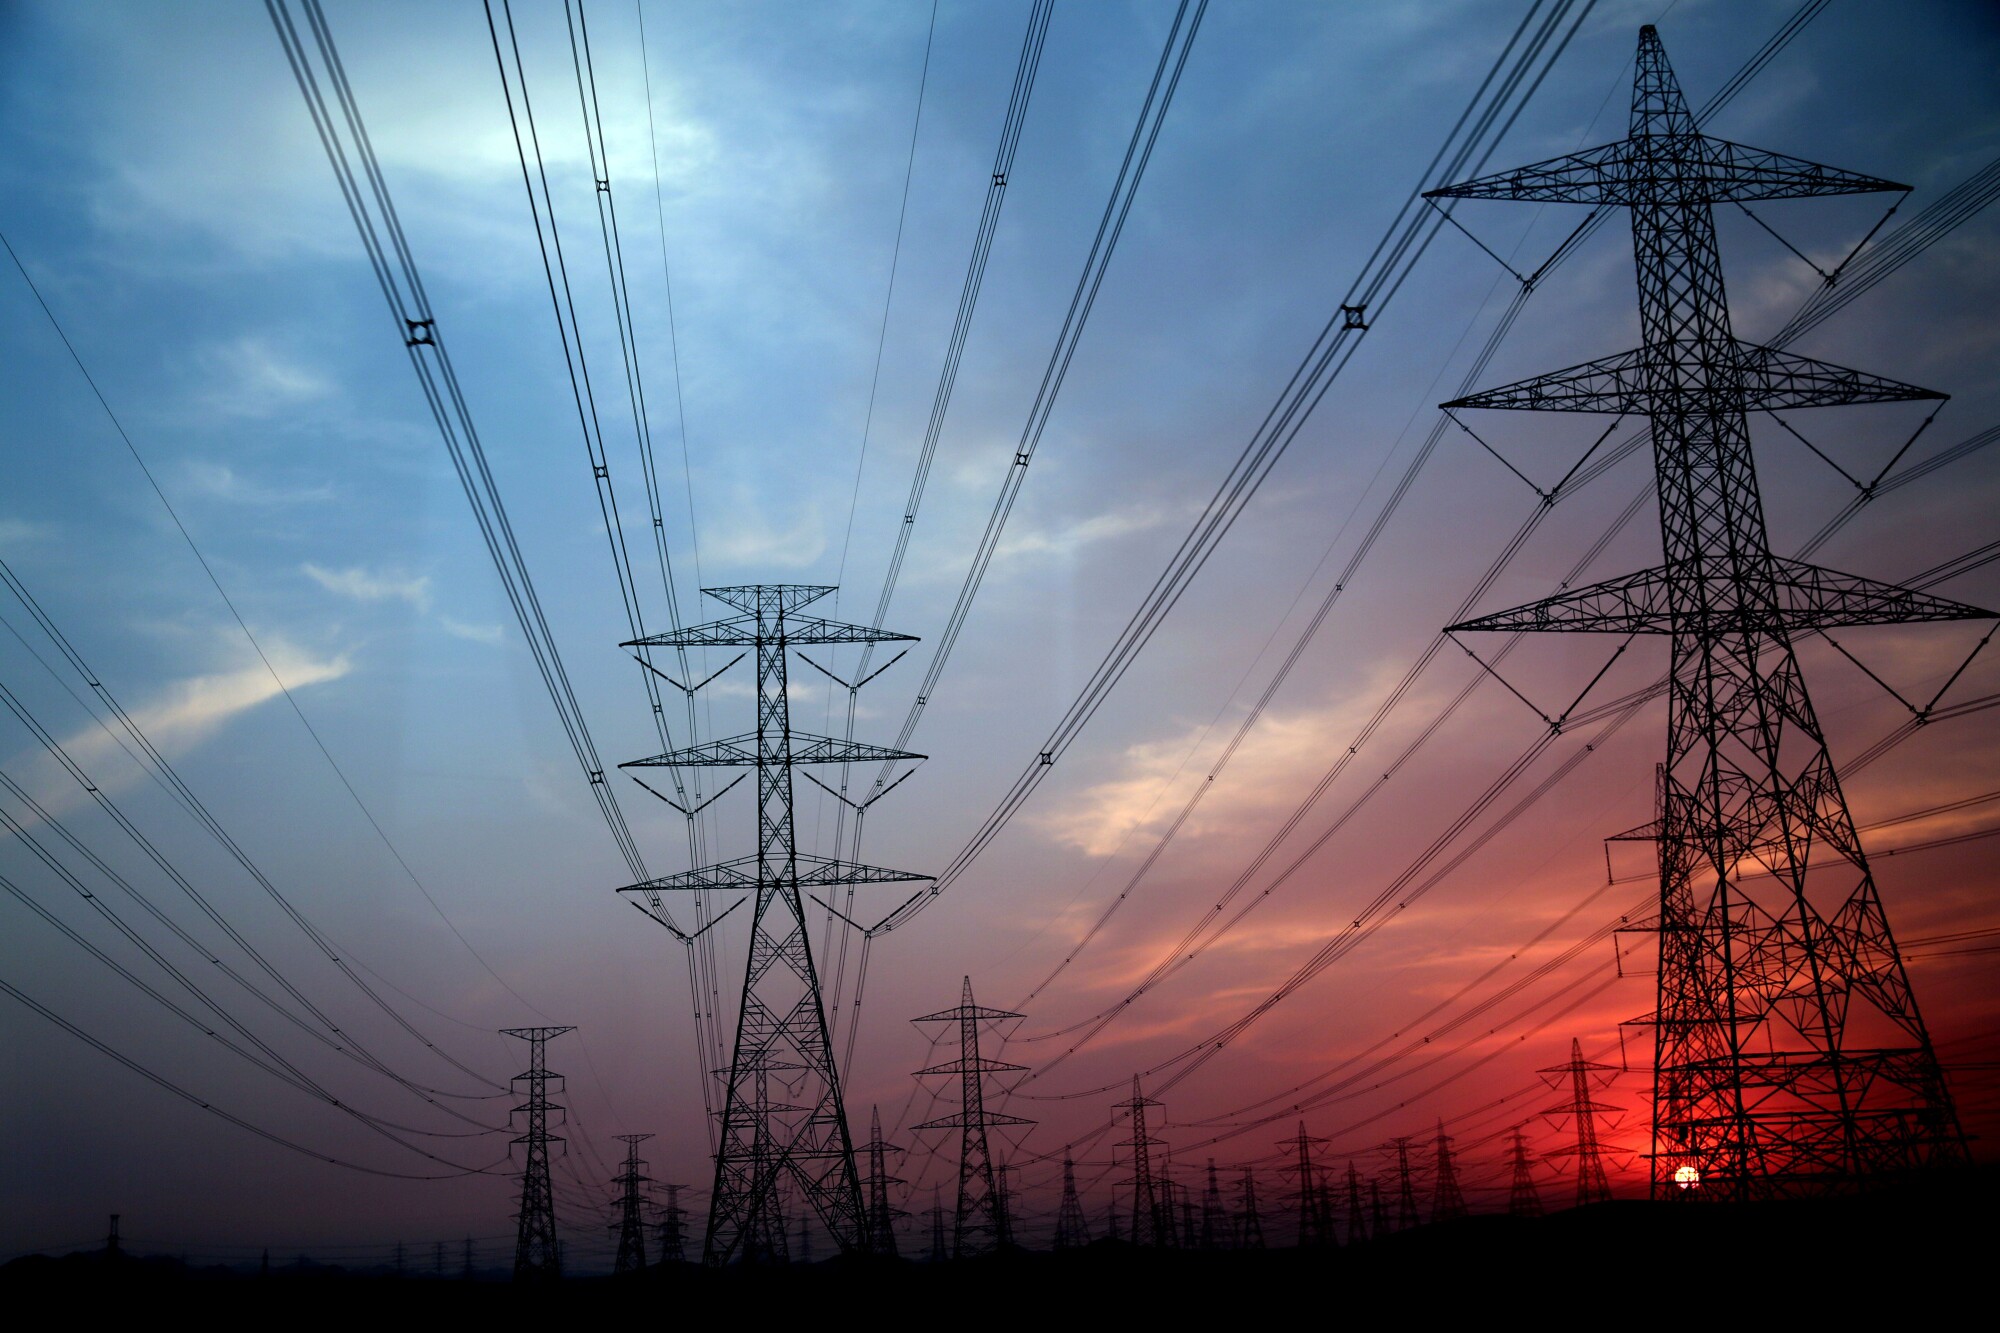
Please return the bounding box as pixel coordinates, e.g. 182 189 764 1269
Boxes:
499 21 1972 1278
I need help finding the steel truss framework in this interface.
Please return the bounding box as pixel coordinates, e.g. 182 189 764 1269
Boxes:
1429 27 1981 1198
619 585 929 1263
503 1025 574 1281
914 977 1032 1258
611 1133 653 1274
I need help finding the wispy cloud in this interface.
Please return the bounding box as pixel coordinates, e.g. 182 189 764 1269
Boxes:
193 336 332 419
0 518 51 548
701 498 826 570
303 563 431 611
184 460 334 506
998 504 1175 561
440 617 504 646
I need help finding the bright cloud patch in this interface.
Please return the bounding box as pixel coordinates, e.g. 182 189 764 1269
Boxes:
195 336 333 419
303 563 431 611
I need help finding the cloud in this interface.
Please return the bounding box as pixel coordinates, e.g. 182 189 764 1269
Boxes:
184 461 334 506
440 617 504 646
0 518 50 548
700 499 827 570
193 337 333 419
303 563 431 611
997 504 1175 561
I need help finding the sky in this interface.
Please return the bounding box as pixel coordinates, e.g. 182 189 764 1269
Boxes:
1 0 1997 1267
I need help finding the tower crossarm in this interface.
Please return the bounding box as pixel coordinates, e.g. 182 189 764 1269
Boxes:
622 731 923 768
914 1055 1028 1077
1444 344 1942 416
912 1002 1026 1024
626 614 920 651
915 1110 1035 1130
616 852 932 896
1424 135 1905 208
1451 559 1989 636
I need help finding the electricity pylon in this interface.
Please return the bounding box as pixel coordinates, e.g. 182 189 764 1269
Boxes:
1368 1179 1389 1238
1428 25 1979 1200
659 1184 688 1264
1389 1136 1419 1231
1508 1129 1544 1218
1541 1038 1621 1208
1200 1159 1226 1249
1344 1162 1368 1244
502 1025 573 1282
612 1133 653 1274
861 1105 904 1258
1056 1150 1092 1250
914 977 1032 1258
617 585 930 1261
996 1163 1017 1249
1117 1077 1174 1246
1238 1169 1265 1249
1282 1122 1335 1247
928 1186 947 1263
1430 1121 1467 1223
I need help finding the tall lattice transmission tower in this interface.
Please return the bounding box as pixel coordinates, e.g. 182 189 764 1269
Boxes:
1117 1077 1174 1247
1239 1169 1266 1249
914 977 1032 1258
1055 1149 1092 1250
1344 1162 1368 1244
1507 1129 1544 1218
1541 1038 1621 1208
1282 1122 1335 1247
1428 25 1979 1200
616 585 928 1261
659 1183 689 1264
503 1025 573 1282
611 1133 653 1274
1430 1121 1467 1222
1389 1136 1420 1231
861 1105 905 1258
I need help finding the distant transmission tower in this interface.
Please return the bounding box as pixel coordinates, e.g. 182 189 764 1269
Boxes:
1541 1039 1620 1208
659 1184 688 1264
503 1026 573 1282
914 977 1032 1258
861 1105 904 1258
616 585 928 1261
1429 24 1978 1200
1200 1160 1225 1249
1369 1179 1390 1237
928 1186 947 1263
1344 1162 1368 1244
1238 1169 1265 1249
1056 1150 1092 1250
1508 1129 1543 1218
1430 1121 1467 1223
612 1133 653 1274
1117 1077 1174 1246
1282 1122 1334 1247
1389 1136 1419 1231
995 1163 1018 1249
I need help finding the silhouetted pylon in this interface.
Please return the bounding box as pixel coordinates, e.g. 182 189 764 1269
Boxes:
617 586 930 1262
1429 24 1976 1200
1117 1077 1175 1247
928 1185 947 1263
996 1163 1017 1249
1282 1122 1335 1247
611 1133 654 1274
1541 1038 1621 1207
659 1183 689 1264
1345 1162 1369 1244
1430 1120 1467 1223
502 1025 573 1282
1508 1129 1543 1218
1389 1136 1419 1230
1238 1169 1265 1249
1055 1149 1092 1250
1369 1179 1390 1237
861 1105 905 1257
914 977 1032 1258
1200 1159 1226 1249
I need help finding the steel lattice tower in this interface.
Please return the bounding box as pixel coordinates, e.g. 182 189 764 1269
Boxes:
659 1184 688 1264
1199 1159 1225 1249
861 1105 904 1258
1431 1121 1467 1222
1238 1169 1266 1249
1283 1122 1334 1247
1368 1179 1390 1238
1056 1149 1092 1250
914 977 1032 1258
1429 25 1980 1200
612 1133 654 1274
617 585 928 1261
502 1025 573 1282
1344 1162 1368 1244
1542 1038 1620 1208
928 1186 947 1263
1390 1136 1419 1231
1117 1077 1174 1247
1508 1129 1544 1218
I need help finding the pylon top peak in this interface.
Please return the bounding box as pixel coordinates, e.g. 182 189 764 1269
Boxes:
701 584 835 615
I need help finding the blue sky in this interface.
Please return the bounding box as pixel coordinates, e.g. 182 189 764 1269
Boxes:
1 0 1997 1264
